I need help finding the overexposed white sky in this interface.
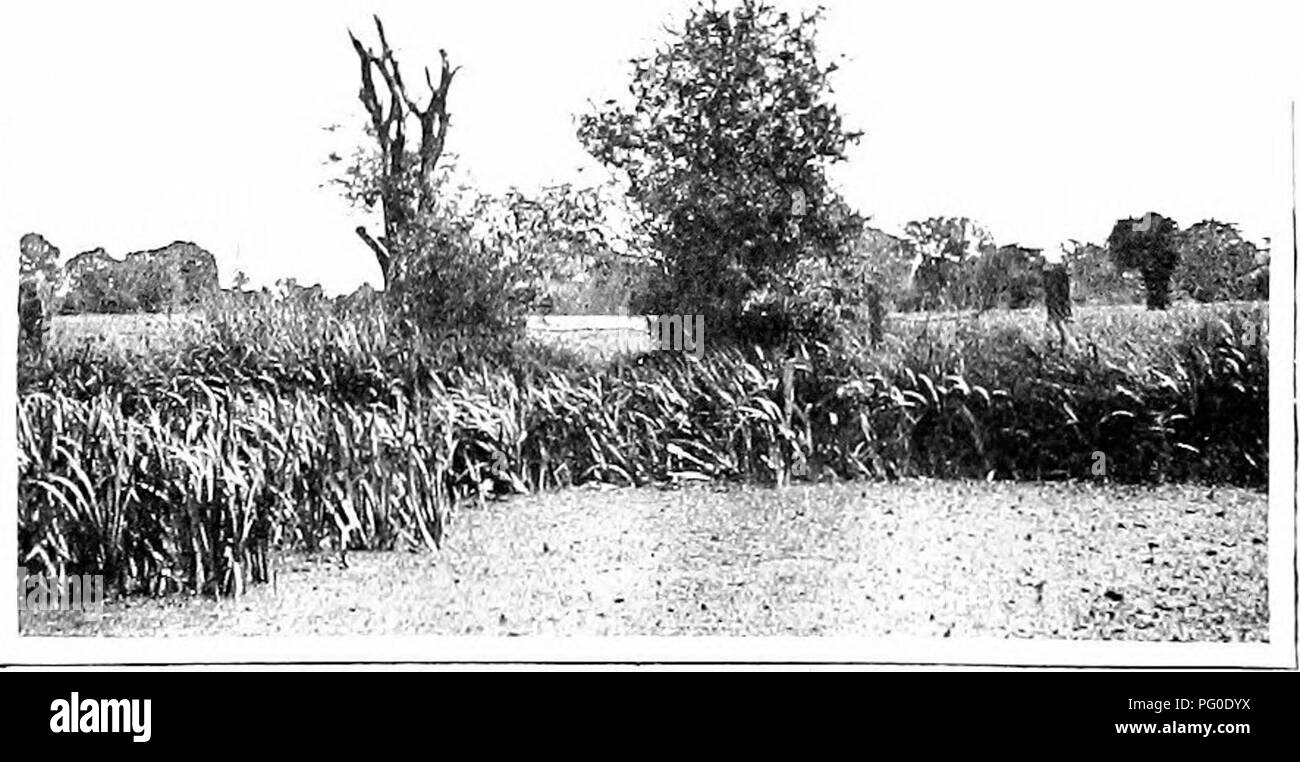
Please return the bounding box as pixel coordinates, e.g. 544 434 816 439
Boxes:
2 0 1296 293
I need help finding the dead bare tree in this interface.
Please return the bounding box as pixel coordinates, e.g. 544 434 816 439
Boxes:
348 15 458 287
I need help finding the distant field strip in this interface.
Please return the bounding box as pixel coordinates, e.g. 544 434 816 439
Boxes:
52 312 657 357
526 314 655 358
50 312 207 356
55 303 1262 353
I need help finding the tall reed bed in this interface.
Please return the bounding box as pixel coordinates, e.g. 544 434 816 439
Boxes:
19 297 1268 596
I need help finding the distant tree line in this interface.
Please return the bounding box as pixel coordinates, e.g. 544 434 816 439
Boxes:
1106 214 1268 309
841 214 1269 315
18 235 221 315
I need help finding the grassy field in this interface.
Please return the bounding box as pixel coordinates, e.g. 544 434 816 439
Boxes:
48 301 1266 364
48 311 656 359
49 311 207 357
20 480 1267 639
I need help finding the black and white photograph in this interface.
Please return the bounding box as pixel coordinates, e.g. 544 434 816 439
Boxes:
2 0 1296 670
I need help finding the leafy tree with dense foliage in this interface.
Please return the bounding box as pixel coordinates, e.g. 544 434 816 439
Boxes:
852 227 914 302
20 233 61 281
480 182 656 315
55 242 219 315
1065 240 1138 305
803 227 909 318
61 248 123 313
18 234 62 362
1174 219 1261 303
579 0 864 345
1107 212 1181 310
901 217 991 310
970 244 1043 311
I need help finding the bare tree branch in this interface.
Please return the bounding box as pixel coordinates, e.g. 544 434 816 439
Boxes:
347 16 457 285
349 32 387 154
354 226 390 278
372 15 422 118
414 49 457 214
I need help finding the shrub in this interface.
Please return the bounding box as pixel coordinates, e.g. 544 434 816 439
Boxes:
1174 220 1262 303
1108 213 1181 310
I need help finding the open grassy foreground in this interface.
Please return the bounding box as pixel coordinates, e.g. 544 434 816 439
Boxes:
21 480 1266 640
